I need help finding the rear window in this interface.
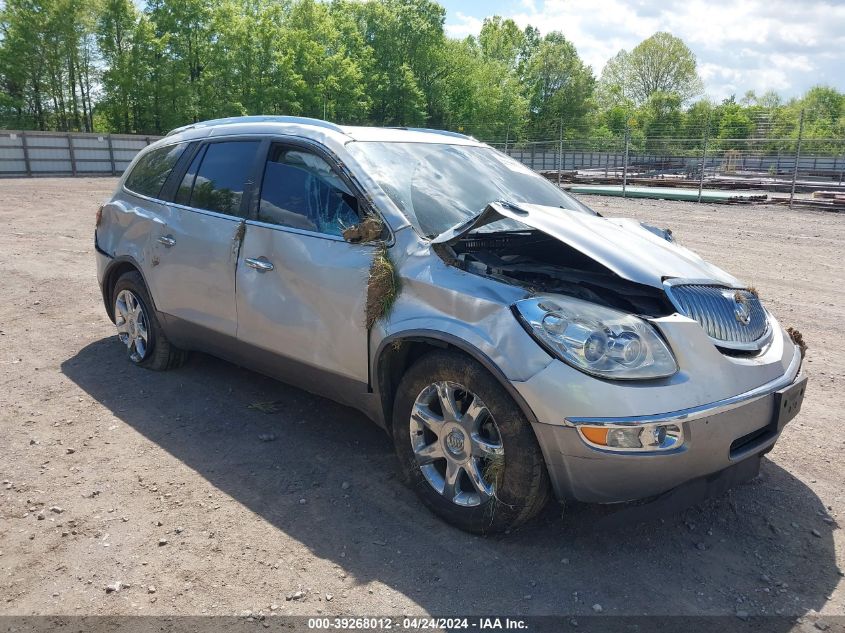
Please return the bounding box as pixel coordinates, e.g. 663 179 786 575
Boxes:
124 144 186 198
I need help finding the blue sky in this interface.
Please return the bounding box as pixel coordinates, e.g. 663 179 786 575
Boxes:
440 0 845 101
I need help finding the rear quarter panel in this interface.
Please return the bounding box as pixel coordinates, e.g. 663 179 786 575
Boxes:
97 189 167 286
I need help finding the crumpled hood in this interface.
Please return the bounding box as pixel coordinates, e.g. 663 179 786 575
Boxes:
431 201 742 290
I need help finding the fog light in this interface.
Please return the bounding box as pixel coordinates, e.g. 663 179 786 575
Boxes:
644 424 667 447
578 423 683 452
606 427 643 448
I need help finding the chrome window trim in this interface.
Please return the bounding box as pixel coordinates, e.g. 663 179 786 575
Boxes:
124 184 393 246
121 132 395 246
564 343 801 428
663 277 773 352
164 199 245 222
244 219 383 245
122 187 244 223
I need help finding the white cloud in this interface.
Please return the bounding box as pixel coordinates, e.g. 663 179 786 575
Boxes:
444 12 484 39
443 0 845 99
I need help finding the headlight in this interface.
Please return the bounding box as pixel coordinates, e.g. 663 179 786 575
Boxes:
513 296 678 380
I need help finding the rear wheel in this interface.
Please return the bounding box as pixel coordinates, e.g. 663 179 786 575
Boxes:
392 350 550 533
112 271 186 370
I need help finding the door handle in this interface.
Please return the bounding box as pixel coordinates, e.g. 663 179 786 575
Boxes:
157 235 176 248
244 257 274 272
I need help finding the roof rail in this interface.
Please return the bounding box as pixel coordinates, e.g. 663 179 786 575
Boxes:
166 115 346 137
388 127 476 141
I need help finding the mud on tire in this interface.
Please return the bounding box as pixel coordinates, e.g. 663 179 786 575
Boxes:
392 349 550 534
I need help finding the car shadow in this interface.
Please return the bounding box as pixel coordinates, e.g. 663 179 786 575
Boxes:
61 338 840 619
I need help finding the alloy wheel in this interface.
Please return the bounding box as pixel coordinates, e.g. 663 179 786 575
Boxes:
114 289 149 362
409 381 504 507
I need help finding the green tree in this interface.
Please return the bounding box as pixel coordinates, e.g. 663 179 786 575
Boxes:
97 0 140 131
478 15 523 69
602 32 703 106
523 31 595 138
437 37 527 140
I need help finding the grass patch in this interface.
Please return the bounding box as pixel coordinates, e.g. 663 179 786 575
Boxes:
247 401 282 414
483 454 505 491
787 326 807 359
365 242 401 329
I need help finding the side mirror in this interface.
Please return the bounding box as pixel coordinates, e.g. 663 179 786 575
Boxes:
343 216 385 244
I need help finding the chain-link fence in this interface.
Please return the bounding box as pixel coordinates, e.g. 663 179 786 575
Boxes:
486 111 845 207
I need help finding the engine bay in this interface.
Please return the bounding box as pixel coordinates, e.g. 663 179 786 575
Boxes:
439 229 675 317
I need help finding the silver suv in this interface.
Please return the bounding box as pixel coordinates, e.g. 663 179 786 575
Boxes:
95 116 806 533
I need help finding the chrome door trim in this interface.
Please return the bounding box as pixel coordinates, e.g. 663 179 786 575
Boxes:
243 219 384 245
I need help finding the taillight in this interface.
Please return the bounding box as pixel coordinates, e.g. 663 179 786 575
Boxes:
96 204 104 227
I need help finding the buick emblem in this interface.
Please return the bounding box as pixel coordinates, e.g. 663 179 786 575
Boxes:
733 294 752 326
445 429 465 455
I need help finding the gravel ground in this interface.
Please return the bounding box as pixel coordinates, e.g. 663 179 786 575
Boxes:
0 178 843 623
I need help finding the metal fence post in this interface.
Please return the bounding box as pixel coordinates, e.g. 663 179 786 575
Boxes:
67 132 77 176
697 111 711 203
504 123 510 155
789 109 804 208
20 130 32 176
557 118 563 187
839 142 844 186
107 134 116 176
622 125 630 198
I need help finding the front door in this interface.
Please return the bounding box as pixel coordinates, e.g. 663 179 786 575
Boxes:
235 142 375 383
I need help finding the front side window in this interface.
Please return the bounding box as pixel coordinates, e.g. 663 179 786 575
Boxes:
180 141 260 216
257 145 359 236
346 141 595 238
125 143 186 199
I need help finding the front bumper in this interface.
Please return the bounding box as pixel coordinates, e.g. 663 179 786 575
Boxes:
528 346 805 504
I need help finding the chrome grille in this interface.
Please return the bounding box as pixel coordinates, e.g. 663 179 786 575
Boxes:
666 283 769 350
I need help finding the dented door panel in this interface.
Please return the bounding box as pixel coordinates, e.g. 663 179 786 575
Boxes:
145 203 243 337
235 223 373 382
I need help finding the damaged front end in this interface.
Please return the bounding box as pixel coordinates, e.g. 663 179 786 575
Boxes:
429 201 779 360
435 226 673 318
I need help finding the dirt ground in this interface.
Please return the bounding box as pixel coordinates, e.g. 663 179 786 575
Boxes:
0 178 843 623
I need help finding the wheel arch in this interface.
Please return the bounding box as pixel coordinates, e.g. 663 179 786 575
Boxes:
372 330 541 435
101 256 157 322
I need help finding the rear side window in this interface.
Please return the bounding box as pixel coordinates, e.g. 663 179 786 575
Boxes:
125 144 186 198
181 141 260 216
258 146 359 236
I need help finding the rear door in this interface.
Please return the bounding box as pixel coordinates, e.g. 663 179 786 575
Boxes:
235 140 376 383
146 138 262 337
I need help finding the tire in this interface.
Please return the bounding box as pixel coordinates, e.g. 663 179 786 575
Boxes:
392 349 550 534
111 270 186 371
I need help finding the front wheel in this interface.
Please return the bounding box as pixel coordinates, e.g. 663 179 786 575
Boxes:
392 350 550 534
